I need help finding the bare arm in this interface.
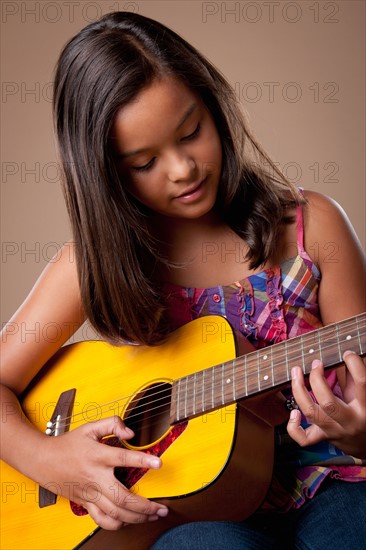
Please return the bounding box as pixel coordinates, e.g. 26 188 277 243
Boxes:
287 191 366 457
0 242 168 529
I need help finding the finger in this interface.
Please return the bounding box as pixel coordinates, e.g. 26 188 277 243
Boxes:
87 500 161 529
86 501 125 530
104 445 162 471
100 468 168 518
308 360 349 423
343 351 366 406
75 468 168 521
85 500 160 530
112 481 168 519
85 416 135 442
105 489 167 524
85 486 167 526
291 365 332 426
291 366 319 418
287 409 325 447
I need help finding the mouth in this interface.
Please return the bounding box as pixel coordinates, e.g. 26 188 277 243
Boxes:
175 177 207 200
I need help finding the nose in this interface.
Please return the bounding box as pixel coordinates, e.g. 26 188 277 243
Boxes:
166 149 197 183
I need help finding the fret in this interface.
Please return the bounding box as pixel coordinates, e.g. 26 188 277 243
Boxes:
177 377 188 422
300 335 306 374
194 370 205 414
271 344 287 387
186 374 196 418
335 323 342 362
317 324 340 367
245 352 255 396
232 359 236 401
301 331 321 375
215 365 223 408
203 367 215 412
271 345 274 385
252 349 272 394
221 364 225 405
217 365 224 408
193 373 197 416
230 356 248 401
285 339 289 380
317 329 323 363
356 315 365 354
285 335 301 376
337 318 362 357
176 378 181 421
244 355 248 397
244 352 258 396
212 367 215 409
184 375 188 420
222 361 234 404
256 346 274 391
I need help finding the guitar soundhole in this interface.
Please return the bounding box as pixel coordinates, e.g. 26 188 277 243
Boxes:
124 382 172 447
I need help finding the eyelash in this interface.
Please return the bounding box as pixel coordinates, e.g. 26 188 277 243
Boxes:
183 122 201 142
132 123 201 173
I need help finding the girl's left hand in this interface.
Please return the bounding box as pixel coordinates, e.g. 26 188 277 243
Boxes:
287 350 366 458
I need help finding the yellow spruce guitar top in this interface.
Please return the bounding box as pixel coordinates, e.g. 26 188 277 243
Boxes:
1 313 365 550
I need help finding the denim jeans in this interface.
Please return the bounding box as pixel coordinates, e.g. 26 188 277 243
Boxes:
151 479 366 549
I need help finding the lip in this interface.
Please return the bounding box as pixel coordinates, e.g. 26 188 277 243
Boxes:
175 177 207 202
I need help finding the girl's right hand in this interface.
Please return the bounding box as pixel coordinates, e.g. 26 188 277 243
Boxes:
42 416 169 530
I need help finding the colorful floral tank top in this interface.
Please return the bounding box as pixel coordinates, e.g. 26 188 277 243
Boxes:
163 194 366 511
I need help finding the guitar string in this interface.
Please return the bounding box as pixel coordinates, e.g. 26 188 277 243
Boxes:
49 354 366 438
48 317 366 430
51 318 366 428
48 397 173 438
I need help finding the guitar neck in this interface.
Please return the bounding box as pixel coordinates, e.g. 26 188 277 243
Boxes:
171 313 366 423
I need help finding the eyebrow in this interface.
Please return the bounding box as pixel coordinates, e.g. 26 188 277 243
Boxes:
118 102 198 159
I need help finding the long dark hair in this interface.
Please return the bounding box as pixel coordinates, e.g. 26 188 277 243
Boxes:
53 11 301 345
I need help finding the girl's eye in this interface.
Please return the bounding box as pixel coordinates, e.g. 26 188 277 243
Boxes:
132 158 155 172
131 123 201 172
182 123 201 141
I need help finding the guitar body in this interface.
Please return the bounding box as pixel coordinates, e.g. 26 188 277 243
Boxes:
0 316 274 550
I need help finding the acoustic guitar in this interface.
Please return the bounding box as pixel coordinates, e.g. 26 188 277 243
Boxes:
1 313 365 549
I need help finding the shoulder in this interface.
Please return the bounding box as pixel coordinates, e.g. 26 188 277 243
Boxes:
28 240 81 305
300 190 365 324
302 189 351 229
1 240 85 395
301 190 365 270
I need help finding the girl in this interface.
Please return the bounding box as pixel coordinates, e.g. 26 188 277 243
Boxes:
1 11 365 549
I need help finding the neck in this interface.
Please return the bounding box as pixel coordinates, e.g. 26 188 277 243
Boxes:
170 313 366 423
151 209 224 240
149 211 229 267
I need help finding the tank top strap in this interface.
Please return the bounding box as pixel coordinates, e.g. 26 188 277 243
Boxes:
295 187 305 254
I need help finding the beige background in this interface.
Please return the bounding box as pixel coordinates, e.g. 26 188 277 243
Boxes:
1 0 365 332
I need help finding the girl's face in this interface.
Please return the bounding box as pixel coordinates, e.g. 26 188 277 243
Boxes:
111 77 222 221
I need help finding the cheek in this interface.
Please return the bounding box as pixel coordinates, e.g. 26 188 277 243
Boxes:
117 163 154 201
126 175 163 207
201 121 222 167
205 135 222 173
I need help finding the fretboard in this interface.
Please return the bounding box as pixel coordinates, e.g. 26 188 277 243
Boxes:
171 313 366 423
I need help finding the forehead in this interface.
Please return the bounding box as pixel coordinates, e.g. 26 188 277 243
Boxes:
111 77 201 153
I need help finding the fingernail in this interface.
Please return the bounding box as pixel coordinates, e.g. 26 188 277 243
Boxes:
157 507 168 517
290 409 299 420
148 515 159 522
311 359 322 370
125 427 134 436
291 367 298 380
148 457 161 469
343 350 356 358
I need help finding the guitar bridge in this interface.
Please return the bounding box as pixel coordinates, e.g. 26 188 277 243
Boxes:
39 388 76 508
